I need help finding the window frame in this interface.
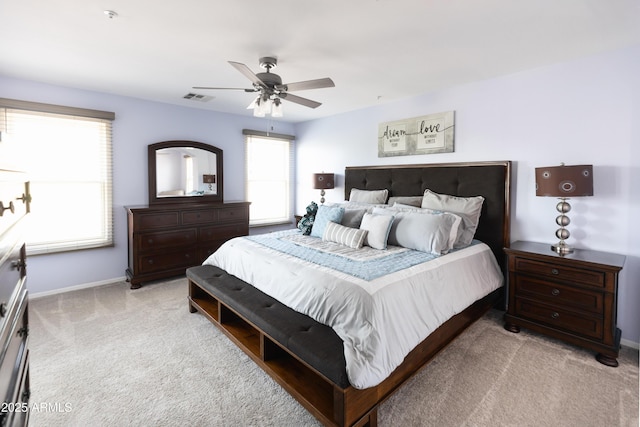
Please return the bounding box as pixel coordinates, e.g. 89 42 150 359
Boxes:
0 97 115 255
243 129 295 227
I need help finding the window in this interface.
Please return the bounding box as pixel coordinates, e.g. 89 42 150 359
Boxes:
0 98 114 255
244 130 295 226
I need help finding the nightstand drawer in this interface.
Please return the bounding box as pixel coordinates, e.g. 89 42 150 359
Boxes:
515 276 603 314
514 258 605 288
515 299 603 340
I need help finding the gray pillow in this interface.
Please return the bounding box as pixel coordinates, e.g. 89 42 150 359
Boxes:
421 189 484 248
341 208 367 228
349 188 389 204
387 196 423 207
373 207 461 254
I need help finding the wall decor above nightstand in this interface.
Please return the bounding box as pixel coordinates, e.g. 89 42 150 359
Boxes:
504 241 625 366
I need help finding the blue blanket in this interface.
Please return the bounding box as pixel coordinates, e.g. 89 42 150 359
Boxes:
247 230 438 281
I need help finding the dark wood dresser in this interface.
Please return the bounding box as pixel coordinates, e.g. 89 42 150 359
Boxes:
125 202 250 289
504 240 625 366
0 169 30 427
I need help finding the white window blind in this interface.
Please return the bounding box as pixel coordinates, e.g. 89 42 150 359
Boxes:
244 130 295 226
0 98 114 255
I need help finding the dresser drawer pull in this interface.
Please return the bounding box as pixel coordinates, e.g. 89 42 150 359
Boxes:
551 288 560 296
16 192 32 204
12 259 26 270
0 200 15 216
0 302 6 317
18 326 29 338
551 268 559 275
148 239 154 244
551 312 560 319
148 259 154 264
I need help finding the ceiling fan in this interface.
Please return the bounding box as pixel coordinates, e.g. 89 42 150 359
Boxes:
193 57 335 116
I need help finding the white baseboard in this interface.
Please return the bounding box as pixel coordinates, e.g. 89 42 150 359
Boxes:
29 276 126 299
621 338 640 350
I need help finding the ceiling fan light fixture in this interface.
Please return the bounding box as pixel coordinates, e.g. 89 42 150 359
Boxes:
271 98 283 117
261 98 273 115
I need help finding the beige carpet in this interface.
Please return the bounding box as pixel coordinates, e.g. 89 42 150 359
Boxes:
28 278 638 427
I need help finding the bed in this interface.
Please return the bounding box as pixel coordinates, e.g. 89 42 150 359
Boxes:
187 161 511 427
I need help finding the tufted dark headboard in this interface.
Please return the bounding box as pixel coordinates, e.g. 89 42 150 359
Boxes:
344 161 512 272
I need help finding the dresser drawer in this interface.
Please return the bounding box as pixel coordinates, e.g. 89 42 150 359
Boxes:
138 249 198 274
0 243 24 324
515 298 602 340
217 207 248 223
136 212 180 230
136 229 197 251
514 276 603 314
182 209 217 225
199 224 248 243
514 258 605 288
0 286 28 407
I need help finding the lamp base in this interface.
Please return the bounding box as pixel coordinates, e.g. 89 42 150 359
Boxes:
551 241 574 256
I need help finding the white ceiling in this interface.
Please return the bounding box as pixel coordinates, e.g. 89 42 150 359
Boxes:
2 0 640 123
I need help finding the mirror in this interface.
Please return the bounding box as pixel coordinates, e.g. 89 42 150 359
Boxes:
148 140 223 204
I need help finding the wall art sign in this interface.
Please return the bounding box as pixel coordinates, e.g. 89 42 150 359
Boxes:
378 111 455 157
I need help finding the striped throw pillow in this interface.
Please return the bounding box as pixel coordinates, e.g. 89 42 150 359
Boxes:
322 221 367 249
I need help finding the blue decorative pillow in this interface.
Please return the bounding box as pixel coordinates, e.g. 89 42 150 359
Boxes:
310 205 345 238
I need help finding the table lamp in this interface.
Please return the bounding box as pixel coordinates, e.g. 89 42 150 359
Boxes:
313 173 334 204
535 163 593 255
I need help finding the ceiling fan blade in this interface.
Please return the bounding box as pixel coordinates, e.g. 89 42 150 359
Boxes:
228 61 267 88
280 93 322 109
193 86 256 92
278 77 335 92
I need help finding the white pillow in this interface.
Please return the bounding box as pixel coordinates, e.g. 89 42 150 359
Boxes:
349 188 389 204
359 212 394 250
372 207 461 254
421 189 484 248
323 221 367 249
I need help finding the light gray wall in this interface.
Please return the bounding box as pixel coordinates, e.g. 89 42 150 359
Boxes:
294 44 640 344
1 43 637 345
0 75 294 295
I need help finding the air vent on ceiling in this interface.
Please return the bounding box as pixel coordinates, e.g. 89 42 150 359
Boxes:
183 93 214 102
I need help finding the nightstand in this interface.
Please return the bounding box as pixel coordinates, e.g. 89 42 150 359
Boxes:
503 241 625 367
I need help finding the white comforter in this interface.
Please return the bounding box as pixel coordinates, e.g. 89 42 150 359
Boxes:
203 232 503 389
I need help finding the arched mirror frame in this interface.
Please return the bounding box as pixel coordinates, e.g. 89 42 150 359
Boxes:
148 140 223 204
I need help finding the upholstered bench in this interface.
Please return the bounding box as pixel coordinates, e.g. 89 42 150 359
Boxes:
186 264 349 388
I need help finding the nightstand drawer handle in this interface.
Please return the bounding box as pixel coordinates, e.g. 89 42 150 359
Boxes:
551 312 560 319
551 268 559 275
551 288 560 296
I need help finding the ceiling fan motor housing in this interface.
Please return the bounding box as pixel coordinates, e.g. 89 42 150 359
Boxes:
256 72 283 89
